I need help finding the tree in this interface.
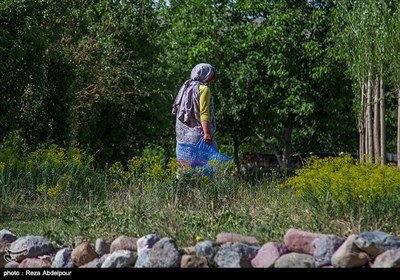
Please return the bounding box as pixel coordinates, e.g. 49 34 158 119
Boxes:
385 2 400 167
332 0 399 165
63 0 167 165
160 0 356 171
227 0 355 170
0 0 169 165
0 0 75 147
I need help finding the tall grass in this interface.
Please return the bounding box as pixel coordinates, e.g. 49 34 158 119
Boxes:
1 142 400 248
283 155 400 235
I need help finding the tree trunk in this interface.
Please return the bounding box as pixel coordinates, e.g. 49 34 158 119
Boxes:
398 86 400 168
366 69 374 162
373 74 380 164
379 74 386 165
359 81 366 162
256 124 285 169
282 124 293 171
256 133 283 168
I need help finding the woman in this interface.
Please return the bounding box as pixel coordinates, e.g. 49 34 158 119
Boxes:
172 63 218 176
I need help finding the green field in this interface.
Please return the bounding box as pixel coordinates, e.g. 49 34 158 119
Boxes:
2 146 399 248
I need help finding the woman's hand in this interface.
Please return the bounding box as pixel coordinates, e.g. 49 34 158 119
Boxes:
201 121 212 145
204 132 212 145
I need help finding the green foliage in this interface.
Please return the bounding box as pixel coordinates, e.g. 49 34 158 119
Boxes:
0 0 170 165
0 140 105 203
107 155 178 184
64 0 168 165
0 0 75 147
0 0 363 170
331 0 400 144
284 154 400 207
3 146 400 246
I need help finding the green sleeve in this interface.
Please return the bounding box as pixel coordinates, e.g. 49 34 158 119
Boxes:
199 85 211 122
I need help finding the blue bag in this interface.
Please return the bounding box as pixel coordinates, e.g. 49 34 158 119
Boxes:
176 138 232 176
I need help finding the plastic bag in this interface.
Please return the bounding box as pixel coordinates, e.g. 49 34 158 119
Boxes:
176 138 232 176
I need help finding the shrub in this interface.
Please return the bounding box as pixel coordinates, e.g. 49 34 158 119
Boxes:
0 142 105 202
283 154 400 207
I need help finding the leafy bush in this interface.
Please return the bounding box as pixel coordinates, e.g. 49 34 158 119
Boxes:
0 142 106 202
284 154 400 209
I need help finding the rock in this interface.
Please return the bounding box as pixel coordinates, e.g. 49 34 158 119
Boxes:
215 242 259 268
101 250 137 268
354 231 400 259
137 234 160 256
284 228 323 255
0 230 17 244
134 247 151 268
19 258 51 268
181 255 208 268
331 234 370 268
79 258 99 268
251 242 288 268
71 243 97 267
95 239 111 257
9 236 54 262
195 240 218 264
313 235 344 267
110 236 138 253
52 248 75 268
216 232 259 245
148 238 181 268
371 248 400 268
275 252 315 268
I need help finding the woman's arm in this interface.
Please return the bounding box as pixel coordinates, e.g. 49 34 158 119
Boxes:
201 121 212 144
199 85 212 144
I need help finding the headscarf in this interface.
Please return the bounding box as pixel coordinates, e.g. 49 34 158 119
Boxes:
172 63 216 126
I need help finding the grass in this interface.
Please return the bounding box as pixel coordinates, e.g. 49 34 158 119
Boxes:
1 174 393 249
1 144 400 249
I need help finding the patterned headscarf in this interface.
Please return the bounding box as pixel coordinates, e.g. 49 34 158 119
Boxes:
172 63 216 126
190 63 216 83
